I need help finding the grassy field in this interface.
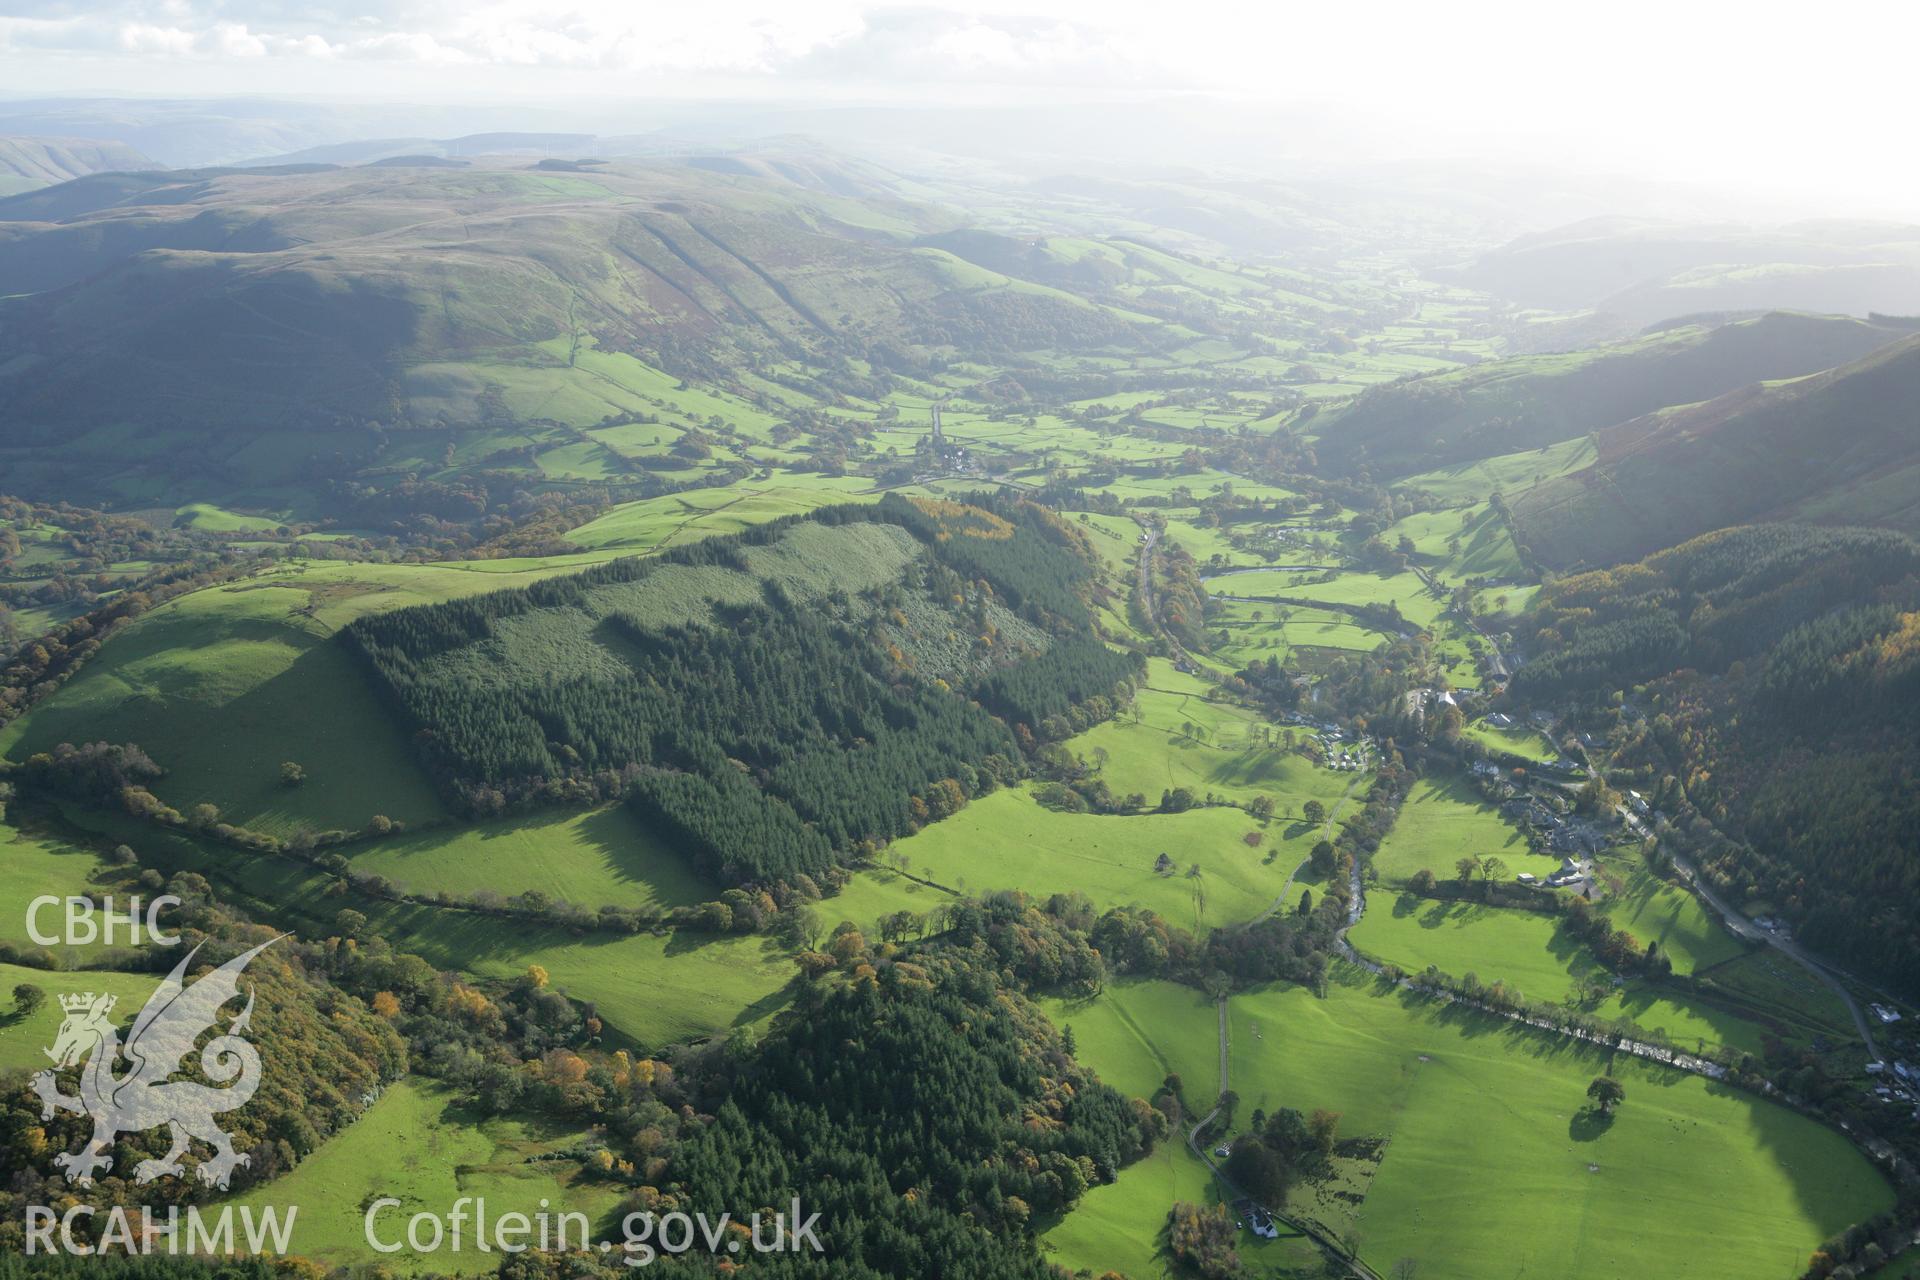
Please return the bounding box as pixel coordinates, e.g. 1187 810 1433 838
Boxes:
345 806 712 913
174 503 285 533
1385 503 1525 583
1368 773 1550 883
0 558 596 836
58 805 796 1050
1209 596 1395 666
563 476 877 553
0 960 161 1070
822 864 955 936
1463 716 1559 763
1064 667 1353 819
1397 435 1599 504
230 1078 627 1270
1224 970 1889 1280
1699 951 1862 1048
1040 979 1222 1103
1035 980 1326 1278
1162 519 1269 569
890 788 1297 933
1214 568 1447 632
1348 895 1770 1056
0 820 112 953
1040 1140 1232 1278
1042 968 1888 1280
1592 853 1747 976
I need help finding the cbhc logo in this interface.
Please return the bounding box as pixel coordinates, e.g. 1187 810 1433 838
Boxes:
26 896 181 947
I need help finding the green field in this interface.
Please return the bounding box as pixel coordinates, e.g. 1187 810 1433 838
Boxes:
345 806 711 913
174 503 285 533
230 1078 627 1270
1048 971 1892 1280
0 819 176 969
1385 502 1525 583
891 788 1297 933
1162 518 1271 569
0 559 596 836
0 821 111 952
1063 666 1354 819
1231 972 1887 1280
1368 773 1550 883
1042 1142 1214 1277
1040 979 1222 1104
1398 435 1599 504
563 477 877 553
1463 716 1559 763
1036 980 1326 1278
1212 568 1446 632
1593 854 1747 976
1349 895 1769 1056
1210 599 1392 667
1699 951 1862 1048
0 960 161 1070
56 805 795 1050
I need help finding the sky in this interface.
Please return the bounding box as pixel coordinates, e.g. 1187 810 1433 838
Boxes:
2 0 1917 217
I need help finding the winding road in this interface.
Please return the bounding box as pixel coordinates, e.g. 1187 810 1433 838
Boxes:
1668 847 1882 1061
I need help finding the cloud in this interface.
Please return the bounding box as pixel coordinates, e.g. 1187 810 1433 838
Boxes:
781 7 1170 86
0 0 825 70
0 1 1174 88
114 21 198 55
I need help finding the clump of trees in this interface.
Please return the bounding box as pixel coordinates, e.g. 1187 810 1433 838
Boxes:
10 982 44 1017
1223 1106 1339 1205
1168 1201 1242 1278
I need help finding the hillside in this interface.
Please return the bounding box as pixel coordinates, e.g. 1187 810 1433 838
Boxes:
0 156 1332 511
0 135 153 196
0 157 967 415
1511 334 1920 567
1511 524 1920 994
1302 310 1908 480
4 110 1915 1280
1439 216 1920 323
339 495 1135 883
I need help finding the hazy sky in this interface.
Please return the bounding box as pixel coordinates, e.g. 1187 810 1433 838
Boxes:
2 0 1917 216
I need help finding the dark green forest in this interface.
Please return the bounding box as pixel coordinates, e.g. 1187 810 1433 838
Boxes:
345 496 1137 887
1514 523 1920 992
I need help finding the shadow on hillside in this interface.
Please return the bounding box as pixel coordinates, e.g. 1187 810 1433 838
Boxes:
730 985 795 1027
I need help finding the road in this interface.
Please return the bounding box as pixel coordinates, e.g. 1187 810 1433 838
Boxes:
1183 1031 1382 1280
1575 744 1885 1062
1667 846 1882 1060
1153 530 1893 1257
1253 771 1361 924
1132 516 1203 672
1404 559 1510 680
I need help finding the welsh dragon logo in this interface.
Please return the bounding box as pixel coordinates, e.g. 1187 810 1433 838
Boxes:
30 937 279 1189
